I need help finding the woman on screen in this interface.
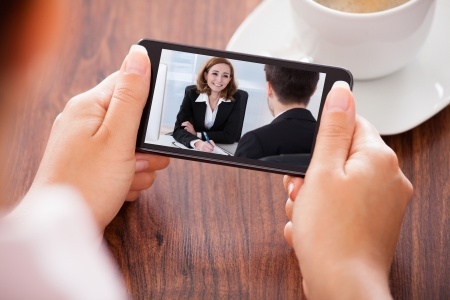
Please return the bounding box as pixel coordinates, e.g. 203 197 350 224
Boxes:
172 57 244 152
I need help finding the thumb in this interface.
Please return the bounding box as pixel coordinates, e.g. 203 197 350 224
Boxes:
102 45 151 145
309 81 356 172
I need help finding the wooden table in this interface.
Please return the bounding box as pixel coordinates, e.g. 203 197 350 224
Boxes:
9 0 449 299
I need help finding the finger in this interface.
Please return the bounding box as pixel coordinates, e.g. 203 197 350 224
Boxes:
200 142 214 152
100 45 151 146
61 72 119 125
310 81 356 172
302 280 310 299
283 175 293 191
354 115 384 144
210 140 216 146
286 198 294 220
284 222 293 247
135 153 170 172
351 116 414 202
282 176 304 201
125 190 141 201
182 122 192 129
69 72 119 106
290 178 304 201
129 172 156 191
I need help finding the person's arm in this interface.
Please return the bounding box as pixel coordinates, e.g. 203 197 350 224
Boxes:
1 186 128 300
172 88 200 148
283 81 413 299
29 45 170 232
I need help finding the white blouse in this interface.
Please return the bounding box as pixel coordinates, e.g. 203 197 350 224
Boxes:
189 93 231 148
195 92 231 129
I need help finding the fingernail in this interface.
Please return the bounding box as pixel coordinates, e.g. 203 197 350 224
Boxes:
332 81 350 90
125 45 148 76
327 81 351 112
135 159 149 172
288 182 294 195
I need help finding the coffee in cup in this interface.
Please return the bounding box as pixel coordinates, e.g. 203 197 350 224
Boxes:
289 0 436 80
314 0 410 14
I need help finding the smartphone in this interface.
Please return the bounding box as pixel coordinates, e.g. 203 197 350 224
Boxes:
136 39 353 176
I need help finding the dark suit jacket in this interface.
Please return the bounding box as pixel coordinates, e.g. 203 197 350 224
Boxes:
173 86 242 148
234 108 317 159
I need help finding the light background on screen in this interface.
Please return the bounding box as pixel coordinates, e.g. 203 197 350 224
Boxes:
153 49 325 138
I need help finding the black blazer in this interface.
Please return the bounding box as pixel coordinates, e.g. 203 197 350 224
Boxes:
234 108 317 159
173 86 242 148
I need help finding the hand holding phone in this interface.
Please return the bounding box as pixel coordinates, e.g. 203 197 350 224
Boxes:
31 45 169 231
283 83 413 298
136 40 353 176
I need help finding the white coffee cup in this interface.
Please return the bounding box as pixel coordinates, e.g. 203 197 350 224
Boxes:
289 0 436 80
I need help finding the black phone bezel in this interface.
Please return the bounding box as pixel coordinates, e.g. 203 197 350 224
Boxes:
136 39 353 176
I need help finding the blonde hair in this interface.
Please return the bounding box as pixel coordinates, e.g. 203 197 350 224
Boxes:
196 57 238 101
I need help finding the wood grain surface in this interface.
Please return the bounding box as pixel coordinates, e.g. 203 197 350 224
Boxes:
7 0 449 299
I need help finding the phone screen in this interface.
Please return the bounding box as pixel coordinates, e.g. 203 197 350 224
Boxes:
136 40 352 176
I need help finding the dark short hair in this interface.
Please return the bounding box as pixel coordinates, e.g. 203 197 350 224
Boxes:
196 57 238 102
264 65 319 106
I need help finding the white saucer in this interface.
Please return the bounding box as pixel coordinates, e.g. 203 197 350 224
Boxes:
227 0 450 135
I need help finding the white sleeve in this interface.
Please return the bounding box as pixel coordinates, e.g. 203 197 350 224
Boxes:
190 139 201 148
0 185 127 300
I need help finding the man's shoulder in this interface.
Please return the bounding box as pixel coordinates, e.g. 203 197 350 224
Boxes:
246 124 274 136
235 128 265 158
239 124 276 145
239 129 258 141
